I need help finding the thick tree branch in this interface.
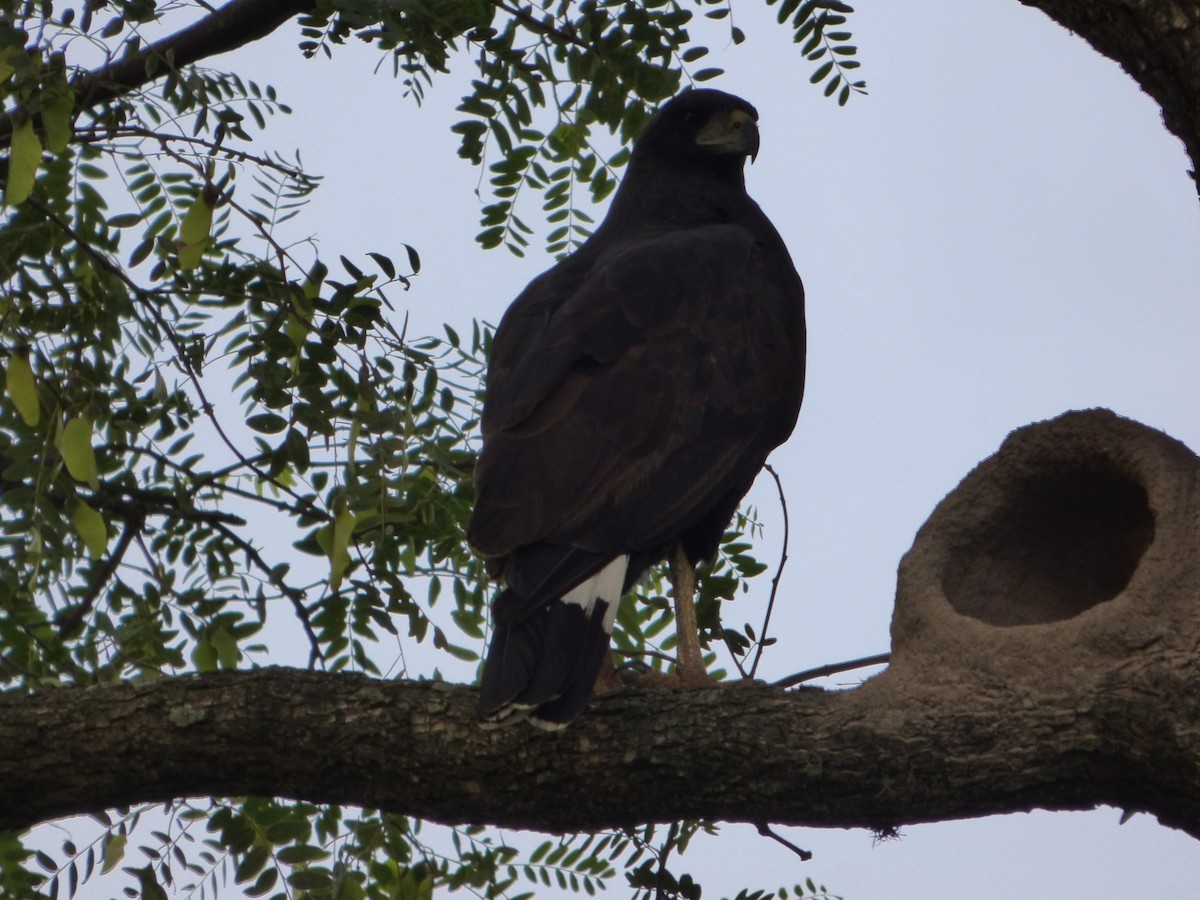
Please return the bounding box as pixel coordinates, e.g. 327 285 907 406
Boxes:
1020 0 1200 196
0 658 1197 838
76 0 310 107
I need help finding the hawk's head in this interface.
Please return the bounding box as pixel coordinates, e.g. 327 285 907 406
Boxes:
633 89 761 168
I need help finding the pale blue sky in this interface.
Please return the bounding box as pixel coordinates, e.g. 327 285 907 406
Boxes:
186 0 1200 896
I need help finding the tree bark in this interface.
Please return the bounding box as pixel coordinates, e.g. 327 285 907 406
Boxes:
1020 0 1200 195
1 657 1198 838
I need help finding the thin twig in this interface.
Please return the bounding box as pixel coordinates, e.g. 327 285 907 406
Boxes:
55 514 143 636
74 126 309 182
208 520 324 667
93 483 246 527
755 823 812 862
653 820 681 900
108 443 324 520
722 630 750 679
611 647 677 666
749 463 789 679
491 0 588 49
773 652 891 690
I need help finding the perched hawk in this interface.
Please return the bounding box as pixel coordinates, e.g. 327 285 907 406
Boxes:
469 89 806 728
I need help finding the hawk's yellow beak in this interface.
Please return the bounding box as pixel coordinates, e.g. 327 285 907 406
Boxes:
695 108 760 161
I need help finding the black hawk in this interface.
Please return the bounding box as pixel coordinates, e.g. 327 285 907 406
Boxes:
469 89 806 728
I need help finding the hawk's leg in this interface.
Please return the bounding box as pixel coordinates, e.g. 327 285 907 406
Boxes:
669 541 709 685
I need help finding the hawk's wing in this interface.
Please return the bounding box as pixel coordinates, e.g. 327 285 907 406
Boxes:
468 220 805 616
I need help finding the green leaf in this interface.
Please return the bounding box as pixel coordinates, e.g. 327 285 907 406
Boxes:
72 500 108 559
60 417 100 489
275 845 329 865
42 90 75 153
264 817 310 845
245 868 279 898
285 312 308 351
100 833 126 875
0 46 23 82
192 634 218 672
107 213 143 229
128 236 155 267
235 846 269 882
178 189 214 269
246 413 288 434
288 869 333 890
404 243 421 274
442 642 478 662
211 626 240 670
7 117 42 205
329 498 356 591
134 865 168 900
5 350 39 425
367 251 396 279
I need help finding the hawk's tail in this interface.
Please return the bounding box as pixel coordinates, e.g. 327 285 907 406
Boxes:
477 555 627 729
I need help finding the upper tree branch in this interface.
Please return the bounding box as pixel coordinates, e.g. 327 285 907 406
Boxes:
0 0 574 148
1019 0 1200 197
0 0 311 145
78 0 310 106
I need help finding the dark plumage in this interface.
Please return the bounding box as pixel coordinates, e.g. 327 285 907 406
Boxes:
469 89 806 728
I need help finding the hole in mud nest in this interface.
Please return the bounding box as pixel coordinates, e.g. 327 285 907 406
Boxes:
942 468 1155 626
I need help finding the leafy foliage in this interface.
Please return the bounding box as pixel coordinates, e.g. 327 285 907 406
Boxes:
0 0 862 896
298 0 865 255
768 0 866 106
